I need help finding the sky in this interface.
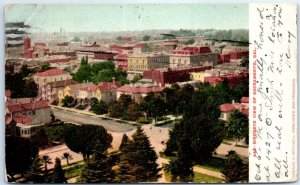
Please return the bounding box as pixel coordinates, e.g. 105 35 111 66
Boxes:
5 4 248 33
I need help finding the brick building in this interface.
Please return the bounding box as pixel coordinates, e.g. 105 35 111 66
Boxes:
143 66 212 87
204 71 249 87
170 46 218 67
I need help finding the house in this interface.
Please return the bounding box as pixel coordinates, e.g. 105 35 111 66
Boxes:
143 66 212 87
6 99 51 137
127 52 169 72
57 83 93 103
116 84 163 102
204 71 249 88
169 46 219 67
34 68 72 88
41 79 78 103
97 81 121 103
219 97 249 121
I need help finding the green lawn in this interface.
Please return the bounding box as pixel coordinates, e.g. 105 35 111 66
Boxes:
63 162 84 179
162 163 224 183
193 172 224 183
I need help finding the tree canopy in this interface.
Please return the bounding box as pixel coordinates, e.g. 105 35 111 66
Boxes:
227 109 249 144
222 151 248 182
6 136 39 175
115 126 161 182
165 116 225 163
64 124 112 161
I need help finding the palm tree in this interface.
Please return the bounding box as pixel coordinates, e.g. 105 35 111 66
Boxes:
61 152 73 166
42 155 53 174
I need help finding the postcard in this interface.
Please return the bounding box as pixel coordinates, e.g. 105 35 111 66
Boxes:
4 3 297 183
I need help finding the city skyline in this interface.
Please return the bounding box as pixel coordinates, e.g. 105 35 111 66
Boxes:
5 4 248 33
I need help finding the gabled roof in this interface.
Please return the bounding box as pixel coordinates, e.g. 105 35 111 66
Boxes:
98 81 121 92
35 68 68 77
7 100 50 113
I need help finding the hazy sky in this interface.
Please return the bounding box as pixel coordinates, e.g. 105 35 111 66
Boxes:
5 4 248 33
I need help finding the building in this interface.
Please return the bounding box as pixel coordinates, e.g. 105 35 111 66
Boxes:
169 46 218 67
97 81 121 103
5 99 51 137
143 66 212 87
204 71 249 88
57 83 93 103
41 79 78 103
116 84 163 102
114 53 128 71
127 53 169 73
219 97 249 121
34 68 72 86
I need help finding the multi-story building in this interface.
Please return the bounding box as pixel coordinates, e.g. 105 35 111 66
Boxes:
116 84 163 102
169 46 219 67
219 97 249 121
34 68 72 87
41 79 78 103
5 99 51 137
204 71 249 88
127 53 169 73
143 66 212 87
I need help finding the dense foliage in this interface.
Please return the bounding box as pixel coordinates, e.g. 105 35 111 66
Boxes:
222 151 248 182
115 126 161 182
227 109 249 144
5 65 38 98
6 136 39 175
64 124 112 161
73 58 128 84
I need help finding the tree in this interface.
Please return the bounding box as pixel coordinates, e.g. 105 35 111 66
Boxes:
165 136 194 182
91 99 108 115
41 155 52 174
62 95 76 107
24 156 44 183
124 102 142 121
140 93 166 123
240 56 249 68
115 126 161 182
165 116 225 163
64 124 112 161
222 151 248 182
31 128 48 148
142 35 151 41
51 158 67 183
119 134 130 152
79 139 115 183
62 152 72 166
183 39 195 45
227 109 249 144
6 136 39 176
73 61 92 83
132 74 142 83
109 94 133 119
40 63 51 72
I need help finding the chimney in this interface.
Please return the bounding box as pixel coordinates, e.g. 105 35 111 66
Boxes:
112 77 115 85
232 100 235 104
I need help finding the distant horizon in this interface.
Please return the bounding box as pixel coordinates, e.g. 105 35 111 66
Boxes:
5 4 249 33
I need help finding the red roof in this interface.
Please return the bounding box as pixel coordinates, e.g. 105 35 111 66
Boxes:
13 114 33 125
117 85 163 94
98 81 121 92
241 97 249 103
80 84 98 92
7 100 49 113
220 103 235 112
35 68 67 77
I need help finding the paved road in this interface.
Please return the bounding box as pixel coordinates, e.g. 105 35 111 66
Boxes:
51 107 135 132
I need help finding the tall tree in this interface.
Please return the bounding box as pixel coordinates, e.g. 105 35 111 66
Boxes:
142 35 151 41
51 158 67 183
165 116 225 163
6 136 38 176
140 93 166 122
64 124 112 161
119 134 130 152
62 152 72 166
227 109 249 144
115 126 161 182
41 155 52 174
124 102 142 121
30 128 48 148
24 156 44 183
165 136 194 182
79 140 115 183
222 151 248 182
